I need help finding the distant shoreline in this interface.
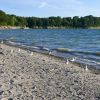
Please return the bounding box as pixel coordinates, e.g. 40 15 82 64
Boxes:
0 26 21 29
0 26 100 30
89 27 100 29
0 26 29 29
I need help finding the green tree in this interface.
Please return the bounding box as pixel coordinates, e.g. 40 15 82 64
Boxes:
0 10 8 26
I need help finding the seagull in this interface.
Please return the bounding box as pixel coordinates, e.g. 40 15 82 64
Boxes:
49 51 52 55
30 52 33 56
85 65 88 71
1 41 3 44
66 59 69 65
18 48 21 52
11 49 14 53
70 57 76 62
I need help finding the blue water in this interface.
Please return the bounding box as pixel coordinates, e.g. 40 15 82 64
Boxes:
0 29 100 68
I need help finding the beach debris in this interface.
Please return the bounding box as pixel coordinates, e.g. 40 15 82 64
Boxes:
85 65 88 71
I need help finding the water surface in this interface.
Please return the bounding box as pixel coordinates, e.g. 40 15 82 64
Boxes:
0 29 100 69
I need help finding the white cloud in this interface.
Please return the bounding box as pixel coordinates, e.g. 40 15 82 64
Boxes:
38 2 48 8
64 0 83 5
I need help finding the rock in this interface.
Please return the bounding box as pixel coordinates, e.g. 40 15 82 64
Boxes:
9 79 14 84
0 52 4 55
8 98 13 100
1 98 8 100
0 90 4 95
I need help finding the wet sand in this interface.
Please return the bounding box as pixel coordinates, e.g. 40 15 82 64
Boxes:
0 43 100 100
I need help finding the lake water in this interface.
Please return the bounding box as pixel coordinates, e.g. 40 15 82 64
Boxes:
0 29 100 69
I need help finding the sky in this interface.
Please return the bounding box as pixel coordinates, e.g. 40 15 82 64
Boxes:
0 0 100 17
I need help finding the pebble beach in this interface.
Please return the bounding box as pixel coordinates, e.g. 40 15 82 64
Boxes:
0 43 100 100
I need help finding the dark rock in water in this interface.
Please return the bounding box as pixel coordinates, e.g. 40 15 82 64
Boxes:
8 98 13 100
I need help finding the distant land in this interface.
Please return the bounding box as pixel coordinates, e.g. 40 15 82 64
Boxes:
0 10 100 29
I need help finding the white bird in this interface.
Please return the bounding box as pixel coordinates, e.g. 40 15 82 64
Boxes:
18 48 21 52
85 65 88 71
1 41 3 44
66 59 69 65
70 57 76 62
49 51 52 55
30 52 33 56
11 49 14 53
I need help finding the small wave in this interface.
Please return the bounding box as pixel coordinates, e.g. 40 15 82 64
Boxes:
4 41 100 70
55 48 100 56
55 48 72 52
9 36 16 40
7 41 22 45
5 40 50 54
42 47 50 51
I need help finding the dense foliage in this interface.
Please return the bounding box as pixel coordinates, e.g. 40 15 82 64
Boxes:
0 10 100 28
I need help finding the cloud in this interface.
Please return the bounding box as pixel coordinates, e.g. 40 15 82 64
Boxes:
64 0 83 5
38 2 48 8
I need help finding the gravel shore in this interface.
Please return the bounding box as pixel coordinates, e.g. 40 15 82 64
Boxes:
0 44 100 100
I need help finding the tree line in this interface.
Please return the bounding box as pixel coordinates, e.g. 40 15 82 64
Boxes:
0 10 100 28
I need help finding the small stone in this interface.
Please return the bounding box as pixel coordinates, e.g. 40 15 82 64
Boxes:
8 98 13 100
18 84 22 87
0 71 4 73
0 52 4 55
1 98 8 100
0 90 4 95
10 79 14 84
13 76 16 78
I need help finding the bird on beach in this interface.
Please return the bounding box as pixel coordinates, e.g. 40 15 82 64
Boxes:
30 52 33 56
1 41 4 44
70 57 76 62
11 49 14 53
18 48 21 52
85 65 88 71
66 59 69 65
49 51 52 55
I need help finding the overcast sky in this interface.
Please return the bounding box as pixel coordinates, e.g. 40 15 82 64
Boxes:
0 0 100 17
